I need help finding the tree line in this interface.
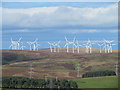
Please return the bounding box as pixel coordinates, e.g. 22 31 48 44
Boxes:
2 77 78 89
82 70 116 78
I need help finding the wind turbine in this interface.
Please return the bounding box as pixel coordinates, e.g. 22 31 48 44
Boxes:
27 42 33 50
75 40 82 53
48 42 53 52
9 37 22 50
20 42 25 50
83 39 94 54
56 41 61 52
64 37 76 53
52 42 58 52
35 42 40 51
9 38 15 49
103 40 108 53
88 39 94 53
33 38 39 51
17 37 22 49
97 41 104 53
72 37 77 53
64 37 69 53
83 43 89 53
103 39 115 53
27 38 39 51
107 40 116 53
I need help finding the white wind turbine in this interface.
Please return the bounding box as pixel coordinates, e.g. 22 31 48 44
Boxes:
9 37 22 50
20 42 25 50
88 39 94 53
17 37 22 49
103 39 108 53
35 42 40 51
27 38 39 51
55 41 61 52
27 41 33 51
9 38 16 49
33 38 40 51
48 42 53 52
52 42 58 52
83 39 94 54
75 40 82 53
103 39 115 53
72 37 77 53
97 41 104 53
83 43 89 53
107 40 116 53
64 37 76 53
64 37 69 53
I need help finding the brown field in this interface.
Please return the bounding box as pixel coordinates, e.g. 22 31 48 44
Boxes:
1 48 119 79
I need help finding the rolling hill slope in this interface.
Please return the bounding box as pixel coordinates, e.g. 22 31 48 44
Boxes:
2 48 119 79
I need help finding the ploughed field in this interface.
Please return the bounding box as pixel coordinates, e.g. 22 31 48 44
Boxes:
1 48 119 79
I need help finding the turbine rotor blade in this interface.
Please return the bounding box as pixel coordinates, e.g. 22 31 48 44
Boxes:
73 37 76 42
65 37 68 42
11 38 13 42
18 37 22 42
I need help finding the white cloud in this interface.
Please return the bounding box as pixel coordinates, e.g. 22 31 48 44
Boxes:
3 29 31 33
108 29 118 33
64 29 100 34
2 29 51 33
2 4 118 30
60 29 118 34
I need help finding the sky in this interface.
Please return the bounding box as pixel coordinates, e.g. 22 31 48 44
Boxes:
1 2 118 49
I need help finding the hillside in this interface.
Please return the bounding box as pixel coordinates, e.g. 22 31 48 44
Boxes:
2 48 119 79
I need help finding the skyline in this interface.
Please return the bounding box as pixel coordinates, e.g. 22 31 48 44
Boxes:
1 2 118 49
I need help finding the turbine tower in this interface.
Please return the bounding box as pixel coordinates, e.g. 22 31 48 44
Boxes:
75 40 82 53
83 39 94 54
103 39 115 53
64 37 69 53
33 38 40 51
83 43 89 53
17 37 22 49
55 41 61 52
97 42 104 53
48 42 53 52
107 40 116 53
27 38 39 51
27 42 33 50
103 40 108 53
52 42 57 52
64 37 76 53
20 42 25 50
88 39 94 53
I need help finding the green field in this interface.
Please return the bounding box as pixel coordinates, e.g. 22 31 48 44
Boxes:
73 76 118 88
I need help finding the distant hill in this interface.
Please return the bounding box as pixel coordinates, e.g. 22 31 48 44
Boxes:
2 48 118 65
2 48 119 79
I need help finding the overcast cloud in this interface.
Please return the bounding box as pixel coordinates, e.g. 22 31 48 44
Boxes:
2 3 118 32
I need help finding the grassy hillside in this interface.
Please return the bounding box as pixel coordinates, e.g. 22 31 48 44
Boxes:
73 76 118 88
2 49 118 80
1 49 119 89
